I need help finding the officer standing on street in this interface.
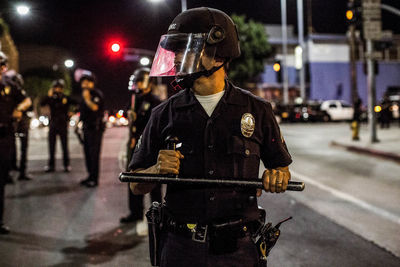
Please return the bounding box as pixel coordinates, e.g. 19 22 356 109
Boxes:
0 51 32 234
8 71 33 180
79 73 105 188
129 8 292 266
41 79 73 172
120 68 162 225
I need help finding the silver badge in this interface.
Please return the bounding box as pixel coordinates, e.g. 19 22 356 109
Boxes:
143 102 151 111
241 113 255 138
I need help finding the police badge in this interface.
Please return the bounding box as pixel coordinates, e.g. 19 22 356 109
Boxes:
241 113 255 138
143 102 151 111
62 97 68 104
4 86 11 95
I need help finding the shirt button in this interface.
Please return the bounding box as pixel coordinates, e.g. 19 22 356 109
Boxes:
208 170 214 175
245 149 250 156
208 144 213 149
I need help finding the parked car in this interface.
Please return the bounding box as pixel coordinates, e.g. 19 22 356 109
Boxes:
320 100 354 121
274 101 330 123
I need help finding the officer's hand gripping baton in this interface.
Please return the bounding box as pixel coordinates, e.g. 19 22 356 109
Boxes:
119 172 305 191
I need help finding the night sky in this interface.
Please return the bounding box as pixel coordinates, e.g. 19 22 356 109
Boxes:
2 0 400 110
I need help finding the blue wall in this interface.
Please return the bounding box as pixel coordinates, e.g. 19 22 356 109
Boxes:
261 62 400 104
306 62 400 104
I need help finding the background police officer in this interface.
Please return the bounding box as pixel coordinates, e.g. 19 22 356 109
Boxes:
79 73 105 188
129 8 292 266
120 68 162 225
41 79 74 172
8 71 33 181
0 51 32 234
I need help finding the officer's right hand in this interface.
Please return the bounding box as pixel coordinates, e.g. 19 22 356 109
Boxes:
48 88 53 97
155 150 184 175
12 109 23 120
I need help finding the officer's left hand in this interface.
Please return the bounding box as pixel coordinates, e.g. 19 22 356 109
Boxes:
257 166 291 196
12 109 23 120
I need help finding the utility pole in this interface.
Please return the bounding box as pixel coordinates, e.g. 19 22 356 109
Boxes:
181 0 187 12
297 0 306 101
281 0 289 104
363 0 381 143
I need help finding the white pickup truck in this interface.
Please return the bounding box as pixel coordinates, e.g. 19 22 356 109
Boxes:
320 100 354 121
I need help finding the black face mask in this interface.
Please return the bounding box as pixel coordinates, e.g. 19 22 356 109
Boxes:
171 63 226 90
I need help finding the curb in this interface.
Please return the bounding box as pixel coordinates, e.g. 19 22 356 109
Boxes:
330 141 400 163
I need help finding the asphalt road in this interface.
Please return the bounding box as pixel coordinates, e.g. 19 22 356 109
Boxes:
1 124 399 267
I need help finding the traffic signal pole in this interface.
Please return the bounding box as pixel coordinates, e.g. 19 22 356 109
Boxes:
347 0 359 104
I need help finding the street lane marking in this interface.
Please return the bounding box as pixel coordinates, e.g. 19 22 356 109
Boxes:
291 170 400 225
28 154 84 160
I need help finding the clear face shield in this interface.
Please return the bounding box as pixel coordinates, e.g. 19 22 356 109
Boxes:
150 33 217 78
128 74 150 93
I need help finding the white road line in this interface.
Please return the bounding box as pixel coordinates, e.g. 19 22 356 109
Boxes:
28 154 84 160
291 170 400 225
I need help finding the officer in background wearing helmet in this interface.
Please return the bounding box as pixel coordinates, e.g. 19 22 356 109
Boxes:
129 8 292 266
41 79 74 173
7 70 34 181
120 68 162 225
79 73 105 188
0 51 32 234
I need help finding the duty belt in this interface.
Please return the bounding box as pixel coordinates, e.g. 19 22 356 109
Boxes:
164 218 253 243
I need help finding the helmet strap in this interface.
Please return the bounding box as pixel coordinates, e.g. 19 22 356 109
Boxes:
172 61 226 90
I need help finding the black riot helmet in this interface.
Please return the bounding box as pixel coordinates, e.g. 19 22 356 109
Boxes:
149 7 240 89
51 79 65 88
79 72 96 85
128 67 150 92
4 70 24 89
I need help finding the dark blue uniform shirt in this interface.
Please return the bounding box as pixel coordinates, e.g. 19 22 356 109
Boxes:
0 78 26 130
79 89 104 130
129 81 292 223
41 93 73 128
129 92 161 140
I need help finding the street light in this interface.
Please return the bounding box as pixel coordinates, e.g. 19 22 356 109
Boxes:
64 59 74 68
147 0 187 12
140 57 150 66
16 5 30 16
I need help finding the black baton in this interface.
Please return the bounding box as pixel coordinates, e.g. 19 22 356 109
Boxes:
119 172 305 191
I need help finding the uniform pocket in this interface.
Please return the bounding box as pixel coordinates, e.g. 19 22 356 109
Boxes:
227 136 260 178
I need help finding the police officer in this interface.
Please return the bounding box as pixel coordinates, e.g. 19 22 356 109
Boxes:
8 71 33 180
120 68 162 224
79 73 105 188
41 79 73 172
0 51 32 234
129 8 292 266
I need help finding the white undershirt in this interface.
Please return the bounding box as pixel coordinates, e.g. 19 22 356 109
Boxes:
194 90 225 117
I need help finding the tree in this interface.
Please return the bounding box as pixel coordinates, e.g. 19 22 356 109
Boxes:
229 14 272 88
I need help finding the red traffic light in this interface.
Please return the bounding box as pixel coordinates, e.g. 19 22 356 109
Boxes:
110 42 121 53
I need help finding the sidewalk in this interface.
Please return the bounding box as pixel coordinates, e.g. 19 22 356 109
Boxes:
331 123 400 163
